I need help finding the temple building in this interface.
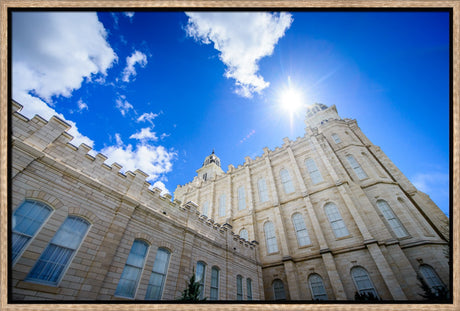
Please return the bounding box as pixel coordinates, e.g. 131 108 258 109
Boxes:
11 100 449 301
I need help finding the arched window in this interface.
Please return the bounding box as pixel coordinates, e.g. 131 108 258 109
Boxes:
264 221 278 254
292 213 311 247
273 279 286 300
308 274 328 300
351 266 378 298
239 228 249 241
305 158 323 184
236 274 243 300
324 203 349 238
346 155 368 180
27 216 90 285
218 194 226 217
202 201 209 217
145 248 170 300
210 266 220 300
12 200 53 263
331 133 341 143
247 278 253 300
280 169 294 194
115 239 150 298
258 178 269 202
376 200 408 238
419 265 446 293
196 261 206 299
238 186 246 210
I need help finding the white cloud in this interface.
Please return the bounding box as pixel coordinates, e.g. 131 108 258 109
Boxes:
152 181 169 195
115 95 134 116
77 99 88 112
114 133 123 146
124 12 135 20
129 127 158 142
101 143 176 185
185 12 292 97
137 112 159 125
122 50 148 82
411 172 449 194
12 12 117 147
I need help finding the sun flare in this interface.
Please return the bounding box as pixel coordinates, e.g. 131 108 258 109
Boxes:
280 87 303 113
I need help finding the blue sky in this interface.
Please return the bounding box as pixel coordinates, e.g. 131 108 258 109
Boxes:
12 11 450 216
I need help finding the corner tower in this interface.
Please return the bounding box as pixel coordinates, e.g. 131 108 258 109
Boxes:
196 150 224 181
305 103 340 128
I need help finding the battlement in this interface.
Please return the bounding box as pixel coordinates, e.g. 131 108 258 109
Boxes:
12 100 257 255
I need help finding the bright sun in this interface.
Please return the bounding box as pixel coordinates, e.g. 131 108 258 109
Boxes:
280 87 303 113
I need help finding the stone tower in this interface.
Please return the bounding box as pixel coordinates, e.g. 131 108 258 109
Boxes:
174 103 449 301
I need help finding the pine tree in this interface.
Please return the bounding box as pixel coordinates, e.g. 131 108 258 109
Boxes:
177 271 207 301
417 275 450 301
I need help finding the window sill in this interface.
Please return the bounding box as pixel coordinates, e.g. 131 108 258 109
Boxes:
17 280 60 294
335 234 352 241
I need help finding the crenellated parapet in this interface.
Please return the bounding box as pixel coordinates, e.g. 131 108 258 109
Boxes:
12 99 258 257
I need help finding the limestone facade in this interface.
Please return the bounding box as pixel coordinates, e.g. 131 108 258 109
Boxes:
11 100 263 301
174 103 449 300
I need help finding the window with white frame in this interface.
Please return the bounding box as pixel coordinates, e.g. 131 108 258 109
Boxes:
237 275 243 300
145 248 170 300
218 194 226 217
12 200 53 263
292 213 311 247
376 200 408 238
27 216 90 285
196 261 206 299
264 221 278 254
247 278 253 300
324 202 349 238
258 178 269 202
351 266 379 298
115 239 149 298
346 154 368 180
239 228 249 241
210 266 219 300
305 158 323 184
308 274 328 300
273 279 286 300
238 186 246 210
202 201 209 217
331 133 341 143
280 169 294 194
419 265 446 293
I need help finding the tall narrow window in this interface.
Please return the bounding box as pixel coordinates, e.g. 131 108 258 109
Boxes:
27 216 90 285
196 261 206 299
210 266 219 300
351 266 378 298
237 275 243 300
308 274 328 300
238 186 246 210
264 221 278 254
145 248 170 300
115 239 149 298
218 194 226 217
273 279 286 300
324 203 349 238
239 228 249 241
280 169 294 194
292 213 311 247
202 201 209 217
346 154 368 180
305 158 323 184
12 200 53 263
332 133 341 143
376 200 408 238
419 265 446 293
247 278 253 300
258 178 268 202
